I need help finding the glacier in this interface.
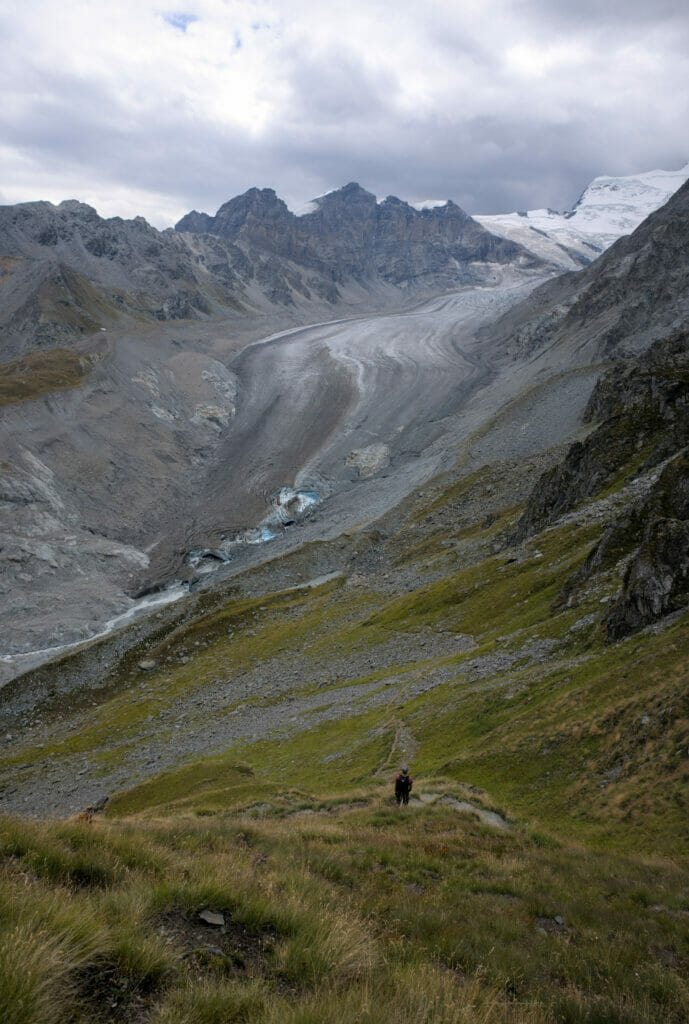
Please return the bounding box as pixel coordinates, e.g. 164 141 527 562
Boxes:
475 163 689 270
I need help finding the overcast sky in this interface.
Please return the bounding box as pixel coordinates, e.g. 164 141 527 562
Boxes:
1 0 688 227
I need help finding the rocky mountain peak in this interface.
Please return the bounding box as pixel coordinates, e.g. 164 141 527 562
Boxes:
183 187 291 242
171 181 540 285
174 209 213 234
314 182 377 209
216 186 286 218
56 199 99 217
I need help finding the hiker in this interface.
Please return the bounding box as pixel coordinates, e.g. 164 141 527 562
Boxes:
395 765 413 805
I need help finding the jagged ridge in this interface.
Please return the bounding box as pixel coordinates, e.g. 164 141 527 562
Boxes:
0 185 547 359
175 182 538 287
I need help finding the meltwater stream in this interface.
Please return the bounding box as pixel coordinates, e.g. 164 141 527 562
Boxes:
0 584 189 682
0 486 323 682
187 486 322 572
1 280 547 685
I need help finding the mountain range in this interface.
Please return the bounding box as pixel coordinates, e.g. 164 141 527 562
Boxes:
1 165 689 1022
0 183 542 362
4 166 686 364
1 167 688 671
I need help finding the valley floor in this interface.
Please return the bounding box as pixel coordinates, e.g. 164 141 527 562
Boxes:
2 275 566 666
1 279 688 1023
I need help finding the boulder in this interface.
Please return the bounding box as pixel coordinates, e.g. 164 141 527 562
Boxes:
606 517 689 640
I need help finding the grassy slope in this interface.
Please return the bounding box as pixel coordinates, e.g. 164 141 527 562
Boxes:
1 456 688 1023
0 348 100 406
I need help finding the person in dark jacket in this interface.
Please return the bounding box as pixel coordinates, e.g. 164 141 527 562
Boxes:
395 765 413 805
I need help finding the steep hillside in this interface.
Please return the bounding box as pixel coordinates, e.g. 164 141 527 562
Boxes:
1 318 689 1019
3 343 689 834
2 172 689 1022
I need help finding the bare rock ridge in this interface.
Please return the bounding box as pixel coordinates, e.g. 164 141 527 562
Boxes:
175 182 535 287
0 184 546 359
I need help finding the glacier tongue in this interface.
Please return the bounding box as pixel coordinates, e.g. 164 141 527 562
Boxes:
476 162 689 270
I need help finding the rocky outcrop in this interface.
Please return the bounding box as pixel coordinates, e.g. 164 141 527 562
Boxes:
554 449 689 629
512 328 689 543
516 327 689 639
606 514 689 640
603 451 689 638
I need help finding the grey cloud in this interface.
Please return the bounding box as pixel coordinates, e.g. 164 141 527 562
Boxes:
518 0 689 27
4 76 685 225
518 0 689 54
285 49 397 124
1 2 688 226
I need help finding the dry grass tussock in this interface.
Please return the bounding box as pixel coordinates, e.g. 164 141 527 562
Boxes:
2 784 689 1022
0 893 107 1024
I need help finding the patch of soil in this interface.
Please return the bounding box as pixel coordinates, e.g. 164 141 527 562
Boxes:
651 945 682 969
536 916 572 938
74 961 156 1024
154 908 278 978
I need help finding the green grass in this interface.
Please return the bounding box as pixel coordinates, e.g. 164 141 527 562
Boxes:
107 760 263 817
0 348 99 406
361 518 602 647
3 424 689 1021
2 798 688 1023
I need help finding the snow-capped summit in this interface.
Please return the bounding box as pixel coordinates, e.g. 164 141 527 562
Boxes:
410 199 450 211
565 164 689 239
475 163 689 270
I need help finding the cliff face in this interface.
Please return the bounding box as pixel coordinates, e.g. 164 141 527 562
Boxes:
175 182 542 287
511 327 689 640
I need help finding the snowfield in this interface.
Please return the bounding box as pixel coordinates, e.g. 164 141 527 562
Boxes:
475 163 689 269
